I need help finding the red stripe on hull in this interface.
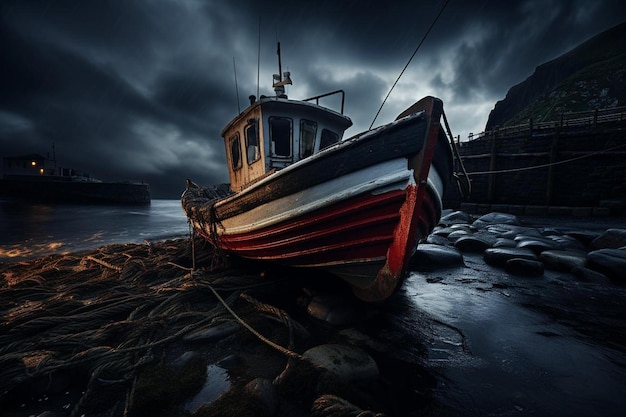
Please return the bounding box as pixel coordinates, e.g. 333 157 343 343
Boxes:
215 189 407 266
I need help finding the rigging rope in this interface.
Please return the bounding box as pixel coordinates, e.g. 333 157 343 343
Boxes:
465 143 626 176
369 0 451 129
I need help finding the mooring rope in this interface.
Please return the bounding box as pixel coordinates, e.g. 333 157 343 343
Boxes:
202 277 307 361
465 142 626 176
369 0 451 129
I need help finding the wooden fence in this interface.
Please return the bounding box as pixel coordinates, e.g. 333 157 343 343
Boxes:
444 106 626 210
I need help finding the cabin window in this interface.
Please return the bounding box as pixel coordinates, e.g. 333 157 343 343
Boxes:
320 129 339 150
229 133 242 170
269 117 292 157
300 120 317 158
245 120 260 164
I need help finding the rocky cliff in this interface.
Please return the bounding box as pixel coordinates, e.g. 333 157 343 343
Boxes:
486 22 626 130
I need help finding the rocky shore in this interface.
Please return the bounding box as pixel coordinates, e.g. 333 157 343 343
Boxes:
1 211 625 417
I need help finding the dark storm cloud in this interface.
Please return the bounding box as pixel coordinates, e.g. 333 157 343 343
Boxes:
1 0 624 198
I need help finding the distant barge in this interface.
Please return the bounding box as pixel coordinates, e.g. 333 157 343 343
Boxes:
1 154 150 205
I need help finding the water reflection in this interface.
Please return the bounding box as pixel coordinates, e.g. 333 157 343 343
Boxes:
0 199 188 261
404 263 626 416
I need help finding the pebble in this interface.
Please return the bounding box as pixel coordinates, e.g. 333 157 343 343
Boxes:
447 230 472 242
571 266 611 284
439 210 473 225
505 258 544 276
422 210 622 288
483 247 538 268
590 229 626 250
432 226 456 237
547 235 586 251
183 321 240 343
516 238 559 254
472 212 521 228
425 234 453 246
245 378 278 416
563 230 601 247
587 249 626 283
454 235 492 252
307 295 370 325
170 351 202 371
302 344 379 382
493 238 518 248
311 394 376 417
540 250 587 272
412 244 464 271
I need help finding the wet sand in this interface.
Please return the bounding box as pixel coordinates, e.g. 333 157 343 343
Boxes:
1 215 626 416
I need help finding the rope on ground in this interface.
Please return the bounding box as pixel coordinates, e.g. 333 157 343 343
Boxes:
84 255 123 272
203 276 307 361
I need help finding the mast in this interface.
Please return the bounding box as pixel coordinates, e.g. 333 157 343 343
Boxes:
272 41 292 97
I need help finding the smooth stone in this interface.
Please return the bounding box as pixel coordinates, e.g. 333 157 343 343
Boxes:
540 250 588 272
564 230 601 248
170 351 202 371
485 224 529 237
587 249 626 283
311 395 371 416
303 344 379 382
571 266 612 284
493 238 518 248
505 258 544 276
454 233 497 252
425 234 453 246
484 247 538 268
472 212 521 228
439 210 473 225
547 235 586 251
412 244 464 270
449 224 474 232
516 238 559 254
183 321 240 342
541 227 563 237
245 378 278 416
432 226 455 237
591 229 626 250
447 230 472 242
514 234 557 244
307 295 368 325
216 354 240 369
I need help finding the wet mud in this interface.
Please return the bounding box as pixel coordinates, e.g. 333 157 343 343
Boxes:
1 213 626 416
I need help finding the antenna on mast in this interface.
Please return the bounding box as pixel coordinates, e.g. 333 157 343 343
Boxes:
272 41 292 97
256 17 261 100
233 57 241 113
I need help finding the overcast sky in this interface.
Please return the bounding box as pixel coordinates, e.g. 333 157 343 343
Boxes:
1 1 624 198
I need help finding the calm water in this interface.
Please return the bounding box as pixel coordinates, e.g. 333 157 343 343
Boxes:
0 199 189 262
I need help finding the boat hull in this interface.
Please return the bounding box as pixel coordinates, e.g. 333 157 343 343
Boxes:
183 96 452 301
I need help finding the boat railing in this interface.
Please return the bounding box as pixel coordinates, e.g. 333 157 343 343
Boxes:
303 90 346 114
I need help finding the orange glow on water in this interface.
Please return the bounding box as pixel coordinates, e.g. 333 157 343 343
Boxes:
0 242 68 262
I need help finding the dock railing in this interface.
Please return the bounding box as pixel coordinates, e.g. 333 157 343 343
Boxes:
467 105 626 141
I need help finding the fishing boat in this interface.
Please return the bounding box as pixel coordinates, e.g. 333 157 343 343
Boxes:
182 45 456 301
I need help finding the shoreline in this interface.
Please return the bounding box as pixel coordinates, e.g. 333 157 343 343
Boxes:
1 238 436 417
2 211 626 416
